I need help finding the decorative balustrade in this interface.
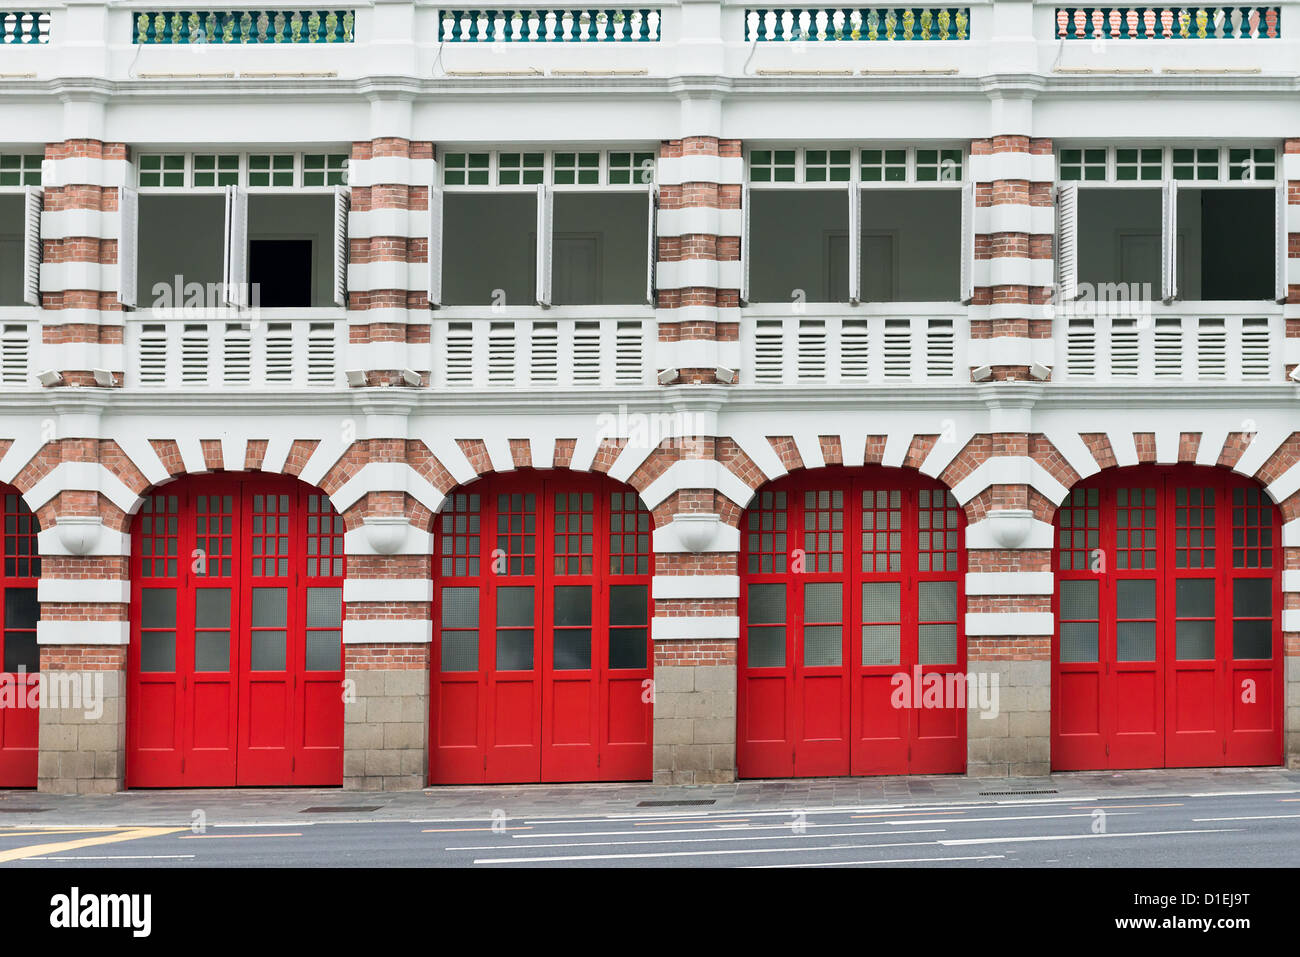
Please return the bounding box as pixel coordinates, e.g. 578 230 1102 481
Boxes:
438 8 661 41
429 317 653 389
1056 307 1281 382
741 312 965 386
125 315 343 389
745 7 970 41
132 10 355 43
1055 6 1280 38
0 11 49 43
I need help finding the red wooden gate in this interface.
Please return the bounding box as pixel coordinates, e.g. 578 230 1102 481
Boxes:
1052 466 1282 770
127 474 345 787
738 468 967 778
429 471 653 784
0 489 39 787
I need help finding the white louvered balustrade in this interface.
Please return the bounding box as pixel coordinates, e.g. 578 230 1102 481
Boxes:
125 311 345 389
0 316 38 389
740 307 966 386
1055 304 1284 383
428 314 654 389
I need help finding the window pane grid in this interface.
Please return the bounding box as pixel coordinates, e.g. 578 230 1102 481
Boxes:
1056 487 1099 571
1231 485 1273 570
249 493 291 578
439 493 482 577
1115 487 1158 570
3 493 40 579
860 488 901 574
745 490 788 574
496 493 537 575
138 493 180 578
305 493 345 579
802 489 844 573
608 491 651 576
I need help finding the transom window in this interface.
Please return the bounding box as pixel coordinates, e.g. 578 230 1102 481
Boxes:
441 149 658 189
137 151 350 189
0 155 43 188
748 146 965 186
1058 145 1277 184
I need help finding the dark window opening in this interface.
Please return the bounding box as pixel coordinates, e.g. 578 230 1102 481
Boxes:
250 240 313 308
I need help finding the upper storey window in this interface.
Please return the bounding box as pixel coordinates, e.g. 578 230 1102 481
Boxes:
743 145 970 305
431 148 656 308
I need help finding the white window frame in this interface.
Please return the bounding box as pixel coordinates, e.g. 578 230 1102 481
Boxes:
135 150 350 193
745 145 967 189
1057 144 1280 187
439 147 658 193
0 153 46 192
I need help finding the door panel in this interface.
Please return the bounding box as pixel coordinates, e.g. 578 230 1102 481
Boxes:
739 469 967 779
128 476 344 787
0 496 40 787
1052 467 1282 771
430 473 653 784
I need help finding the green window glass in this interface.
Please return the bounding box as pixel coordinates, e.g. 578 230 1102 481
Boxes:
915 148 963 182
303 153 349 186
193 154 240 187
499 152 544 186
1172 147 1219 181
1058 148 1106 182
0 155 43 187
248 154 295 187
749 149 796 184
861 148 906 183
1115 147 1162 182
443 152 490 186
1228 147 1276 182
138 154 186 188
608 151 655 185
805 149 851 183
553 151 600 185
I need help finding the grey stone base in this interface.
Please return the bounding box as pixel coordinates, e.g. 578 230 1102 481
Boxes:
653 663 736 785
967 659 1050 777
344 669 428 791
37 670 126 794
1287 656 1300 770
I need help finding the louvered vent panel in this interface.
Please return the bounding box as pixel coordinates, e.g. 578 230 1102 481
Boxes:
138 324 168 386
223 323 251 385
1 325 29 386
1240 318 1270 381
614 321 644 384
1110 319 1139 378
840 319 870 381
488 322 516 385
572 321 601 385
753 320 785 383
265 323 293 384
1066 319 1096 377
1196 318 1226 380
797 320 826 382
181 324 209 386
883 320 911 378
445 322 473 386
307 323 336 385
1153 318 1183 378
530 322 559 384
925 320 954 378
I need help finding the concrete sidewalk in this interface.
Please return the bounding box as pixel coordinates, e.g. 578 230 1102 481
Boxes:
2 766 1298 827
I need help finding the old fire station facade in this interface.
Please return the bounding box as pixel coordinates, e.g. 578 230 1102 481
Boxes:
0 1 1297 793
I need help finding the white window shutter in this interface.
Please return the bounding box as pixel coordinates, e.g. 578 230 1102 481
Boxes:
1055 183 1078 303
1276 176 1289 304
535 182 553 307
959 178 975 305
646 183 658 307
223 185 248 308
333 185 350 308
1161 179 1178 303
428 161 444 308
740 182 751 305
23 186 42 307
117 184 139 309
847 183 861 305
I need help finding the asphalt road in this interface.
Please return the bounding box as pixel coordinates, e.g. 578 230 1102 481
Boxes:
2 788 1298 868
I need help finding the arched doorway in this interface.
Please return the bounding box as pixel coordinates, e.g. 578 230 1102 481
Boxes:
0 488 39 787
1052 465 1282 769
738 467 967 778
429 470 654 784
127 473 345 787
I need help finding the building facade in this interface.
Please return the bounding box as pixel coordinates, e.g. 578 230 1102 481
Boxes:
0 1 1297 793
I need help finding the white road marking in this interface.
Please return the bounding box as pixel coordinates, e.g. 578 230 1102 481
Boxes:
940 828 1239 847
454 828 945 851
747 854 1006 868
27 854 196 861
1192 814 1300 822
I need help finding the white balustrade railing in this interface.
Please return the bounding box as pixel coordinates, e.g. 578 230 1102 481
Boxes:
1053 303 1284 383
739 305 966 386
124 310 345 389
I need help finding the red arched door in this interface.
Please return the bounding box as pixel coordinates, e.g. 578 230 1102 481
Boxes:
127 473 345 787
0 489 39 787
738 468 967 778
1053 465 1282 770
429 470 654 784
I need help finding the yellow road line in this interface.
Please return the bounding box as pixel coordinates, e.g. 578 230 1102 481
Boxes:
0 827 185 864
0 828 128 838
178 832 302 840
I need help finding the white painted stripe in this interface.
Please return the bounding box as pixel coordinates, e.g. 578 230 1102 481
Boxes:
881 432 910 469
655 154 745 186
973 203 1055 237
345 156 435 189
754 855 1004 868
1282 570 1300 593
641 459 753 510
37 526 129 557
940 829 1236 847
974 257 1054 290
343 526 434 556
968 151 1056 185
965 337 1054 369
654 305 741 326
964 612 1054 636
462 828 945 851
41 209 117 241
298 435 349 491
1108 429 1139 468
1268 461 1300 506
331 462 444 516
348 207 423 239
731 431 786 483
417 436 477 487
652 575 739 600
1195 426 1230 468
342 578 433 603
655 337 742 371
532 436 556 470
1282 609 1300 634
346 341 410 372
1192 814 1300 822
651 615 739 640
1045 429 1099 483
24 461 138 515
43 157 130 189
656 258 742 290
964 516 1055 550
656 206 743 238
1284 518 1300 548
483 436 514 475
0 435 44 486
950 457 1069 507
41 342 125 374
652 520 740 554
38 579 129 604
33 308 120 327
965 572 1055 596
39 261 116 293
1231 428 1286 482
606 441 654 485
341 619 431 644
347 260 425 293
37 620 128 645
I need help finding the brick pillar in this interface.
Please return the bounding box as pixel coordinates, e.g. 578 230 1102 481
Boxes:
339 443 433 790
969 136 1055 382
346 138 433 388
655 137 742 386
39 140 127 389
1284 138 1300 382
28 427 130 793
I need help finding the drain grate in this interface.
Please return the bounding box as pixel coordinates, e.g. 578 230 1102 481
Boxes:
636 800 716 808
977 789 1058 796
300 806 382 813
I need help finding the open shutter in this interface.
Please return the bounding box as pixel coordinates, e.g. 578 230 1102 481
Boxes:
117 184 138 309
646 183 658 306
333 185 349 308
959 178 975 305
1055 183 1078 303
740 181 751 306
535 182 552 307
223 185 248 308
847 183 861 305
1161 178 1178 303
1276 176 1289 304
428 160 444 308
22 186 42 307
